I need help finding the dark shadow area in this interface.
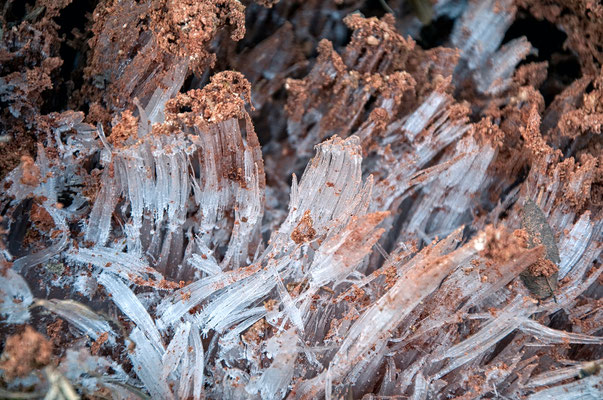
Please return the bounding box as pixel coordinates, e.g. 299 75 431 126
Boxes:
503 12 581 106
1 0 37 25
359 0 388 19
41 0 98 114
417 15 454 49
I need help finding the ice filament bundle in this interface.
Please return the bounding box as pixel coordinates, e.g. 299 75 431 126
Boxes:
1 0 602 399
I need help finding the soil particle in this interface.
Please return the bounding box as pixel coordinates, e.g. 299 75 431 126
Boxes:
19 155 41 186
526 257 558 278
514 62 549 88
0 326 52 380
151 0 246 71
46 318 65 347
519 101 557 161
291 210 316 244
30 203 55 232
163 71 252 129
473 117 505 147
558 71 603 138
242 318 268 344
91 332 109 355
480 225 529 263
108 110 139 148
342 13 414 74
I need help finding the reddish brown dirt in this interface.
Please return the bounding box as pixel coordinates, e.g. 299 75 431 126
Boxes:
527 257 559 278
162 71 252 129
291 210 317 244
0 326 52 380
0 1 601 398
108 110 139 147
515 0 603 75
480 226 532 263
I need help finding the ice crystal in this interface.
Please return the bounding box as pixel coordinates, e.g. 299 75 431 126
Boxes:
1 0 602 399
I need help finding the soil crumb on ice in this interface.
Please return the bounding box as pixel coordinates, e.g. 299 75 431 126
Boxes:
0 326 52 380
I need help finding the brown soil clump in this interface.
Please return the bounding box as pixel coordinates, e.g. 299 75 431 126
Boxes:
91 332 109 355
0 326 52 380
151 0 245 71
19 155 41 187
162 71 252 129
291 210 316 244
30 203 55 232
527 257 559 278
108 110 139 147
480 226 531 263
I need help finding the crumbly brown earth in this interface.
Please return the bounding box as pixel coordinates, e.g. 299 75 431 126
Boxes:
527 257 559 278
0 326 52 380
291 210 317 244
108 110 139 147
162 71 253 129
1 0 602 398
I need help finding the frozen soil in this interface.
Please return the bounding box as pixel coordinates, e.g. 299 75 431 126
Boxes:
1 1 602 399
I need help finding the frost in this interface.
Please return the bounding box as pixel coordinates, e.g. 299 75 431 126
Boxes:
58 349 130 397
35 299 115 342
188 252 222 276
527 370 603 400
246 329 298 400
191 328 206 400
161 321 191 381
371 90 471 212
67 246 164 285
558 212 596 278
404 135 497 240
474 36 533 95
526 360 603 388
519 317 603 345
2 1 602 398
98 273 163 353
451 0 515 74
129 328 173 400
0 269 33 324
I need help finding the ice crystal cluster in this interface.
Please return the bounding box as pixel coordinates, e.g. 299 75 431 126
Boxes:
1 0 602 399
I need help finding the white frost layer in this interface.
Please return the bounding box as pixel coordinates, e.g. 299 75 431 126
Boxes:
527 371 603 400
36 299 115 342
0 269 33 324
98 272 163 353
67 246 164 284
129 327 173 400
451 0 515 72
